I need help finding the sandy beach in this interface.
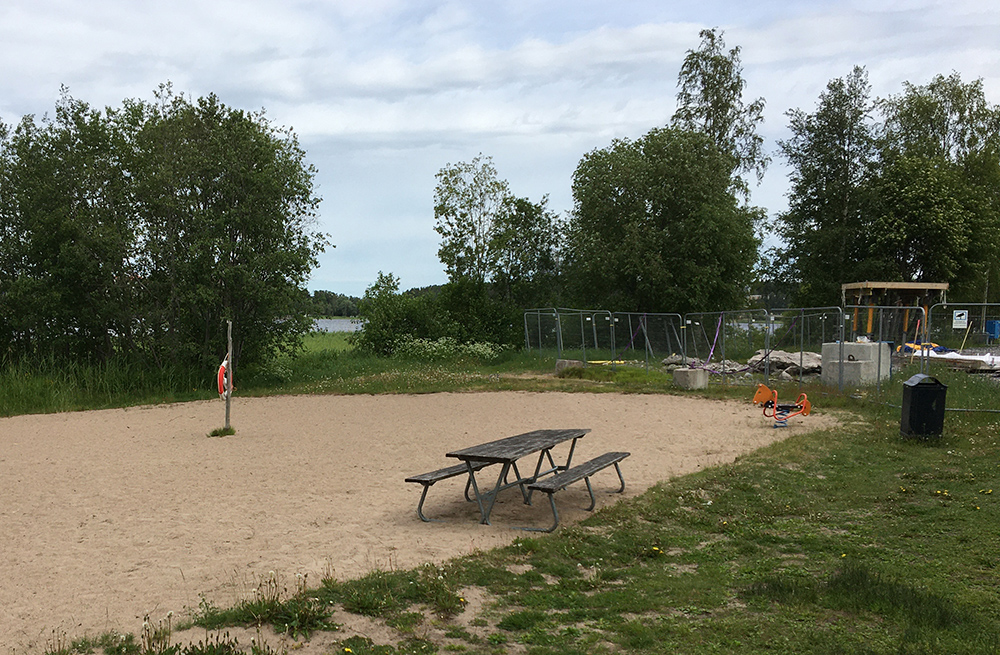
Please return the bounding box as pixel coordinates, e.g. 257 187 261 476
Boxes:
0 391 835 652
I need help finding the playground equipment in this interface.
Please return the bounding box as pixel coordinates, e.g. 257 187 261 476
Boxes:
752 384 811 428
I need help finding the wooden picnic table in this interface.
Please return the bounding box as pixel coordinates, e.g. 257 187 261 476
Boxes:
446 428 590 525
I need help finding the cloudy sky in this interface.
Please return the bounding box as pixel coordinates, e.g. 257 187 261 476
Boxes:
2 0 998 297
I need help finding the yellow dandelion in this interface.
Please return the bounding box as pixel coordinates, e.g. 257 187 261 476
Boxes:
841 553 847 558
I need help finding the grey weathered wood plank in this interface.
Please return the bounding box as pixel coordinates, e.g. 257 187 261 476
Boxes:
446 428 590 464
527 451 630 493
405 461 490 486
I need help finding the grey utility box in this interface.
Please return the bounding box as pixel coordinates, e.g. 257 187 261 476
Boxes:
900 374 947 439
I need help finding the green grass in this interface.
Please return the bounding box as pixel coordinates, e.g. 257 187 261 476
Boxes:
0 356 212 417
21 337 1000 653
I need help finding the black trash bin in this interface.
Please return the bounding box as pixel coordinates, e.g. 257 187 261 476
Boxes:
901 374 947 438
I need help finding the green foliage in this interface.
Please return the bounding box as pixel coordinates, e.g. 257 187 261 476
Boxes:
0 90 137 362
876 72 1000 300
434 154 511 284
867 154 976 282
310 290 360 317
0 84 327 371
673 28 769 196
352 272 521 356
564 126 760 313
351 272 455 356
778 68 1000 304
433 154 562 308
491 195 562 307
435 277 522 346
775 66 877 306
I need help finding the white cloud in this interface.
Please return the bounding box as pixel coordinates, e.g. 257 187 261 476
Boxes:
2 0 999 295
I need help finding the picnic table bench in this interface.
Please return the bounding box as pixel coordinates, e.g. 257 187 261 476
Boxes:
404 461 492 522
526 451 630 532
406 429 630 530
447 428 588 525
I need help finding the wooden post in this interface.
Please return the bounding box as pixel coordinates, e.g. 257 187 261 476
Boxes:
225 320 232 430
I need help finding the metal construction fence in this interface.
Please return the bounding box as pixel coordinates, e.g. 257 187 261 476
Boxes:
524 303 1000 417
523 308 685 369
844 305 930 394
926 303 1000 349
523 304 981 392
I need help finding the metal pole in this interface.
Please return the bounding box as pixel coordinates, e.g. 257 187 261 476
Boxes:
555 311 563 359
798 309 805 390
225 319 232 431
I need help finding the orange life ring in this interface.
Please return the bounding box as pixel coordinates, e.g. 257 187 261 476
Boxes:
217 358 230 397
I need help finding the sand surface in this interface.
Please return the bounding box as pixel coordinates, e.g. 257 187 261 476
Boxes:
0 391 834 652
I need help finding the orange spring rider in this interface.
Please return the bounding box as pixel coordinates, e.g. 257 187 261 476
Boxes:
752 384 811 428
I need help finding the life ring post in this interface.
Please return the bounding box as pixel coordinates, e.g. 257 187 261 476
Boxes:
223 320 233 431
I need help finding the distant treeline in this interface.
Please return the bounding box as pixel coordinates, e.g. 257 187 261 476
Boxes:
309 290 361 317
309 286 442 317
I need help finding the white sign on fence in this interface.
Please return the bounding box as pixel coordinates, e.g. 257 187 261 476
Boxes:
953 309 969 330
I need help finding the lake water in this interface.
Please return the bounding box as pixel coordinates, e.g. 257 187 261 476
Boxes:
313 317 364 332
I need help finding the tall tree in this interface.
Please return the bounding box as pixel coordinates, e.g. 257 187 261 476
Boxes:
433 154 511 285
0 91 138 361
776 66 877 306
879 73 1000 162
673 28 769 196
875 73 1000 299
0 85 328 369
433 154 562 308
131 86 328 368
491 195 561 307
867 155 975 283
564 127 760 314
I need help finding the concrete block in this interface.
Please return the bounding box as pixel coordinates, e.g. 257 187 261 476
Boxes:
673 367 709 390
821 342 891 386
555 359 584 373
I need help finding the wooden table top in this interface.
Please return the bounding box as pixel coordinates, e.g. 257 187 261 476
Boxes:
446 428 590 464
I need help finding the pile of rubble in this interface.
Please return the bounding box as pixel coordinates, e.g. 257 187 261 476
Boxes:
662 349 823 380
660 353 746 374
748 349 822 380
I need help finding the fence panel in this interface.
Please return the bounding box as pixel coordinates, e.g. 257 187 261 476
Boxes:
611 313 684 369
523 308 562 356
844 305 928 393
768 307 844 390
683 310 770 363
550 308 616 363
522 304 1000 395
927 303 1000 351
